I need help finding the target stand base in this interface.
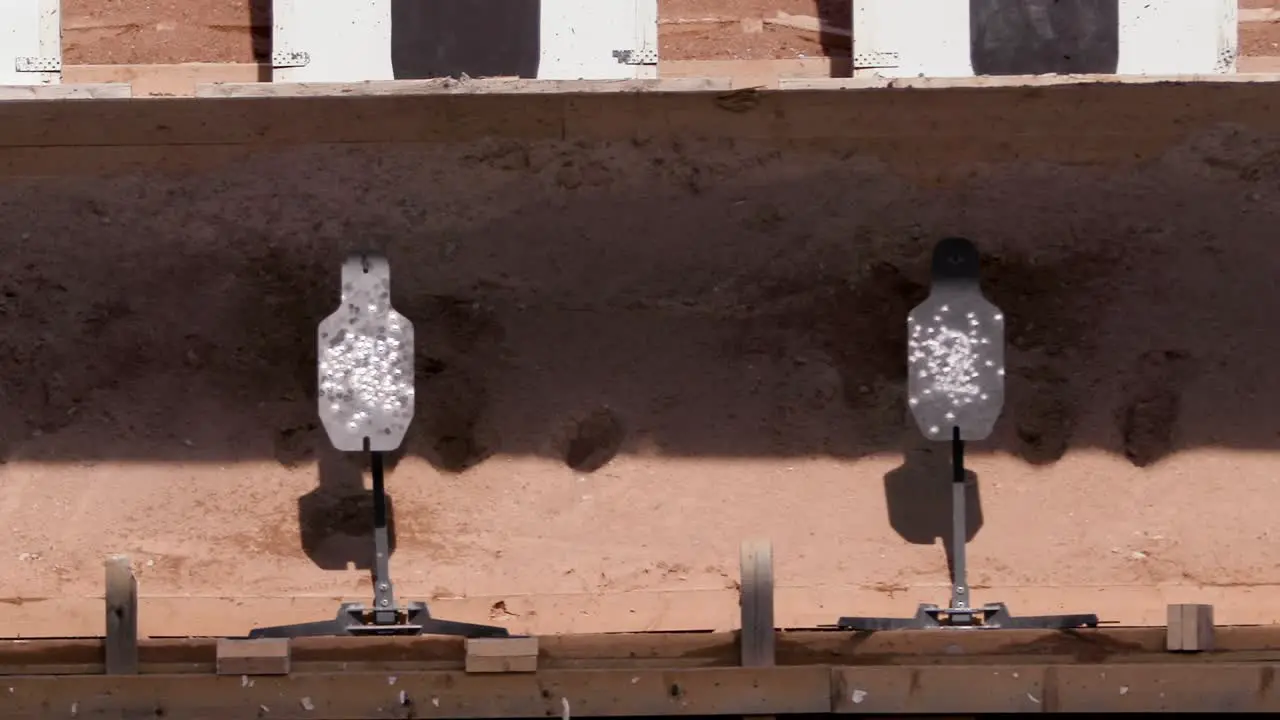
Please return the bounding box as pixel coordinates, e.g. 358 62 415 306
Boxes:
248 601 511 639
837 601 1099 631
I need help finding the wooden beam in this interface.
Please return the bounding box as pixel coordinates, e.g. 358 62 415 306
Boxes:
103 555 138 675
61 63 263 96
194 77 731 98
1239 8 1280 23
1240 55 1280 73
780 72 1280 90
0 84 131 100
14 77 1280 154
662 58 847 89
1 663 1279 716
7 624 1280 677
1167 603 1215 652
831 664 1280 713
0 667 832 718
738 539 775 668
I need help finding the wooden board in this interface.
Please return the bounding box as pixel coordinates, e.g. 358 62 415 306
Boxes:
830 664 1280 714
0 83 130 99
194 77 731 98
0 667 833 718
103 555 138 675
0 663 1278 716
1167 603 1216 652
6 626 1280 676
4 76 1280 157
738 539 775 668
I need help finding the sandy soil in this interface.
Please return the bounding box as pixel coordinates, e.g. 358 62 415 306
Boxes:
3 89 1280 635
28 0 1280 639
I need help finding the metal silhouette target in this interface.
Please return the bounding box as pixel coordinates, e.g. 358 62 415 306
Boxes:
317 252 415 452
907 238 1005 441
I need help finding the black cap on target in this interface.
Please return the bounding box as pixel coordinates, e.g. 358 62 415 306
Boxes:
906 238 1005 442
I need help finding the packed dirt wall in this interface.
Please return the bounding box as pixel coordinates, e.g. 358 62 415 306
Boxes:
2 81 1280 637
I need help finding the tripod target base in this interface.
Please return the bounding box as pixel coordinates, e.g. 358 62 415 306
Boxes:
248 601 512 639
836 602 1100 631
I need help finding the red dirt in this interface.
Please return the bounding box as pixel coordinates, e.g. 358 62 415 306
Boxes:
1242 23 1280 58
27 0 1280 642
61 0 269 64
6 85 1280 637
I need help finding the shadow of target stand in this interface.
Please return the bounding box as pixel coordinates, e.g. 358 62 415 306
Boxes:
837 238 1101 631
249 252 509 639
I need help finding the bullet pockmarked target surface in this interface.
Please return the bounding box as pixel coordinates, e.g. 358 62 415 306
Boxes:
907 238 1005 442
317 253 415 452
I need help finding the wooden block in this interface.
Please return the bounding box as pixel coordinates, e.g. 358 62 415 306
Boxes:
465 637 539 673
104 555 138 675
739 540 777 720
739 539 775 669
216 638 291 675
1166 603 1215 652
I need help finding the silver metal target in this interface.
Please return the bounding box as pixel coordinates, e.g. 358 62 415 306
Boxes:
907 238 1005 442
317 252 415 452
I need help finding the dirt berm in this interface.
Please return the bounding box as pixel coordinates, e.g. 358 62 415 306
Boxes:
0 79 1279 636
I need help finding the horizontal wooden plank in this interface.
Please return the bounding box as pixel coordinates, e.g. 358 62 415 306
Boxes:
831 663 1280 713
4 79 1280 157
8 625 1280 675
62 63 263 97
780 72 1280 90
5 663 1280 716
0 83 132 100
1240 55 1280 72
662 58 845 89
63 61 792 97
194 78 732 98
1239 8 1280 22
51 58 1280 99
0 667 832 719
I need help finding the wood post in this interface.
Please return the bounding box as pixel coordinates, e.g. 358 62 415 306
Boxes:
104 555 138 675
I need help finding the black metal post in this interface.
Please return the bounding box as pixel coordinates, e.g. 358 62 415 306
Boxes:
370 451 397 624
950 426 969 611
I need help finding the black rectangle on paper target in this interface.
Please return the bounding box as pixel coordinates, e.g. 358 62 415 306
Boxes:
391 0 541 80
970 0 1120 76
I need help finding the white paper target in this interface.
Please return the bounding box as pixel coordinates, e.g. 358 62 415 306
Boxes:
317 253 415 452
907 238 1005 441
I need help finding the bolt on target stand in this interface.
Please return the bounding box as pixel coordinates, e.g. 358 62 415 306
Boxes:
837 238 1099 632
249 252 509 640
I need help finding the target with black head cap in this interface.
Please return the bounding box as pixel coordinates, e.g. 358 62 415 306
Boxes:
906 237 1005 441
